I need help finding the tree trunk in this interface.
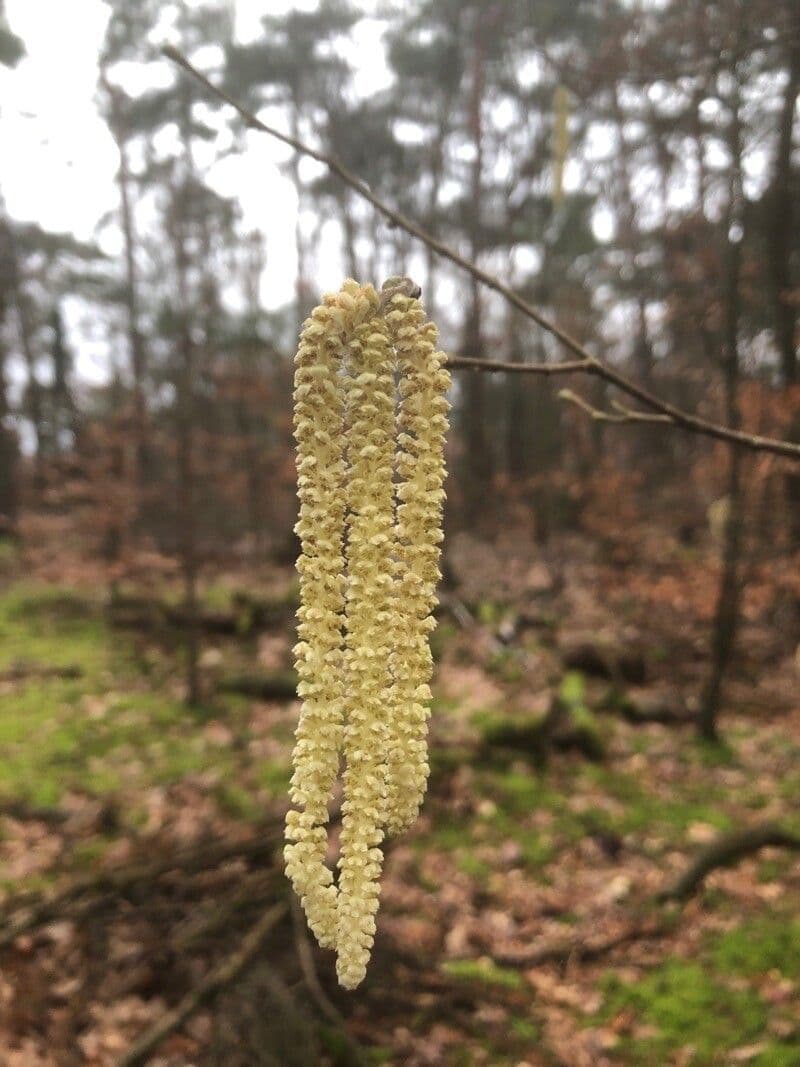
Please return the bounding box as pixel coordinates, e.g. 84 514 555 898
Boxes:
461 13 492 521
505 308 527 480
698 81 745 742
0 227 19 530
117 135 149 479
173 92 201 707
767 35 799 386
101 76 149 485
290 99 309 338
3 222 44 492
175 230 200 707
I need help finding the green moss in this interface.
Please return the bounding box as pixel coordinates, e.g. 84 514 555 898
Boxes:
591 915 800 1064
476 600 502 626
0 585 122 686
215 784 262 821
486 649 525 684
423 816 474 852
456 853 491 880
693 738 736 767
441 958 524 991
484 770 561 814
259 761 292 798
751 1047 800 1067
583 765 731 838
72 838 113 867
757 856 792 883
599 960 767 1063
509 1017 539 1042
0 585 241 805
429 619 456 662
559 670 586 707
711 915 800 981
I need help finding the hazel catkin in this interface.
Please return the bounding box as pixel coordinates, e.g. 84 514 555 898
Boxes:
285 277 450 988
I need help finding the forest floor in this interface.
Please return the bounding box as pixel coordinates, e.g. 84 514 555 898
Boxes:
0 523 798 1066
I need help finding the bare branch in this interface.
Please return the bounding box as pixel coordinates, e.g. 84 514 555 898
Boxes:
161 46 800 464
117 903 287 1067
657 822 800 902
559 388 673 425
447 355 592 375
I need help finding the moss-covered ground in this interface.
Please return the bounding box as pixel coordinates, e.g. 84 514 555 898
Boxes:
0 578 798 1065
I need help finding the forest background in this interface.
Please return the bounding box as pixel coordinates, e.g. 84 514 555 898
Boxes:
0 1 798 1064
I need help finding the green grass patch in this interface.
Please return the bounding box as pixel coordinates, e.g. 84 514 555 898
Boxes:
591 913 800 1065
599 960 767 1063
0 584 247 808
442 958 524 991
455 852 492 880
711 915 800 981
583 764 731 838
486 649 525 684
258 761 292 798
215 783 264 821
509 1017 539 1042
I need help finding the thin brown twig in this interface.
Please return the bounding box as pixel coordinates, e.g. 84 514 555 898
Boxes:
0 828 279 948
289 897 341 1028
493 918 668 969
162 45 800 463
657 822 800 902
446 354 592 375
289 898 369 1067
559 388 673 425
117 902 287 1067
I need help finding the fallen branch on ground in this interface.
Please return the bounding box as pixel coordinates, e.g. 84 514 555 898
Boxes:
117 902 287 1067
217 671 298 701
0 800 72 825
290 897 369 1067
0 825 280 948
0 663 83 683
493 918 668 968
657 822 800 902
171 871 279 952
107 592 295 636
600 687 692 726
480 697 605 763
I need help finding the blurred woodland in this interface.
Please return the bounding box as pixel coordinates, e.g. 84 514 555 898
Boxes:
0 0 799 1064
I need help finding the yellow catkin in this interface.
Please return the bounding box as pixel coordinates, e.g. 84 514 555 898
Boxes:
285 280 379 951
383 295 451 835
335 305 396 990
286 278 450 989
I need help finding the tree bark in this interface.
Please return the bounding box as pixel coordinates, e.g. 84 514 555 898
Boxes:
767 35 799 386
173 88 201 707
698 76 745 742
462 12 492 520
103 78 149 485
4 222 44 492
0 225 19 529
505 308 527 479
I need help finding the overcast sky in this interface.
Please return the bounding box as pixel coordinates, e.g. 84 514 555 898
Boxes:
0 0 390 342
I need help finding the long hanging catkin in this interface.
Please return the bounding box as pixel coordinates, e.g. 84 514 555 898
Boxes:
285 282 378 950
285 277 450 989
382 292 451 836
335 302 397 990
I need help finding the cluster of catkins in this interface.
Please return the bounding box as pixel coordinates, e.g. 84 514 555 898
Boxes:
285 277 450 989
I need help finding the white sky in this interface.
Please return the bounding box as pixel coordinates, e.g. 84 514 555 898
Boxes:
0 0 118 240
0 0 388 351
